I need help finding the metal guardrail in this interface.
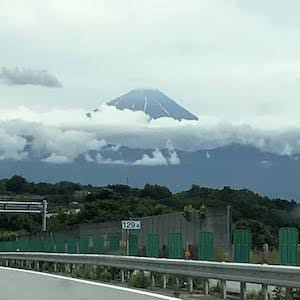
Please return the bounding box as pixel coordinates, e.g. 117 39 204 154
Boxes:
0 252 300 289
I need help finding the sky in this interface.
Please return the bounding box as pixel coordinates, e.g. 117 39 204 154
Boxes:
1 0 300 164
1 0 300 122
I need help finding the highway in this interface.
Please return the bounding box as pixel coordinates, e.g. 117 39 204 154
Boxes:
0 267 176 300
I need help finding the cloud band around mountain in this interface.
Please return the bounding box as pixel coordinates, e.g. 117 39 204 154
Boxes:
0 105 300 165
0 67 62 88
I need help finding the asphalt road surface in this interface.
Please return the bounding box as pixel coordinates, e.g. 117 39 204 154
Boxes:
0 267 176 300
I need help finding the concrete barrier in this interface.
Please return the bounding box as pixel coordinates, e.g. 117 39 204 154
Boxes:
0 267 176 300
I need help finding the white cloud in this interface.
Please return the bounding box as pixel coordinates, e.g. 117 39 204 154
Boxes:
167 150 180 165
133 149 168 166
0 67 62 88
43 154 70 164
96 153 127 165
1 0 300 123
165 140 180 165
0 105 300 165
0 128 27 160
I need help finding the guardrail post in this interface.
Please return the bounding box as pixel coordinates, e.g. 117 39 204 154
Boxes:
151 274 155 288
204 280 209 295
65 263 70 273
176 277 179 287
286 288 293 300
53 263 57 273
188 278 193 293
121 270 125 283
240 282 247 300
221 280 227 299
5 259 9 267
35 261 40 270
261 284 268 300
163 275 167 289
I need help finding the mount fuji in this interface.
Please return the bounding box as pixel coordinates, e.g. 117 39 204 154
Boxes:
103 89 198 121
1 89 300 201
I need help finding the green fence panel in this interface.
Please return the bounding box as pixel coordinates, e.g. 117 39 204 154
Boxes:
30 239 42 252
26 240 34 251
279 227 299 266
109 236 120 255
146 233 159 258
48 239 55 253
40 239 47 252
54 237 66 253
93 235 105 254
14 240 22 251
129 234 138 256
67 237 77 254
7 241 15 251
0 241 9 252
234 229 251 263
44 239 50 252
80 237 90 254
168 232 183 259
0 241 6 252
198 232 214 261
1 241 6 251
6 241 12 251
19 239 30 251
44 239 54 253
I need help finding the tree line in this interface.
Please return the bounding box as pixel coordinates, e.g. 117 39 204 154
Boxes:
0 176 299 248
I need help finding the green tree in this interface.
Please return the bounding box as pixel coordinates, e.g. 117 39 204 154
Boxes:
5 176 27 194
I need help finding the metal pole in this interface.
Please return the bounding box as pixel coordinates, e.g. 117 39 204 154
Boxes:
188 278 193 293
261 284 268 300
221 280 227 300
42 200 47 232
163 275 167 289
126 229 129 256
151 274 155 288
121 270 125 283
204 280 209 295
286 288 293 300
227 205 231 253
240 282 247 300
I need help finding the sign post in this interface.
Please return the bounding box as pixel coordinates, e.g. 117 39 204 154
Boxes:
122 220 141 256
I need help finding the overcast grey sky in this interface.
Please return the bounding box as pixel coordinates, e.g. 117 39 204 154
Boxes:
1 0 300 122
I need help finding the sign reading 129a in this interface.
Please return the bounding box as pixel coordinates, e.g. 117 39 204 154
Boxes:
122 220 141 230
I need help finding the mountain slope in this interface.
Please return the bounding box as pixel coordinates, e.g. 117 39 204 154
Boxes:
106 89 198 121
1 144 300 201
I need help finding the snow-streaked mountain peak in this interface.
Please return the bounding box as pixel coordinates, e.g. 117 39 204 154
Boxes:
105 89 198 121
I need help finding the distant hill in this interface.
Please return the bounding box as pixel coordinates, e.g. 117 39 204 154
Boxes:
1 175 298 249
1 144 300 201
105 89 198 121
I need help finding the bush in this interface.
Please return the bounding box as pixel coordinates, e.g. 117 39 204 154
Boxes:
209 284 221 295
273 287 285 300
173 286 181 298
183 204 195 221
128 271 151 289
293 289 300 300
94 266 113 282
248 290 261 300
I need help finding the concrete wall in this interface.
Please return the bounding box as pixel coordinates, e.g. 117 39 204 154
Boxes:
47 207 231 256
